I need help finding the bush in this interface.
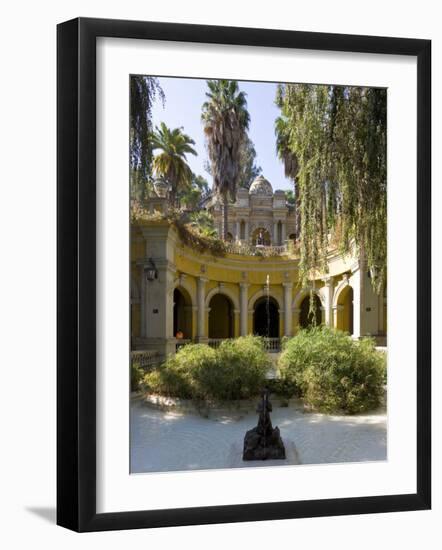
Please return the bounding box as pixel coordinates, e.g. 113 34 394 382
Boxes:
131 362 144 392
279 327 386 414
214 336 269 400
144 336 269 402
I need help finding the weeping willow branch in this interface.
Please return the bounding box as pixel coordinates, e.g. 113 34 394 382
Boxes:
276 84 387 293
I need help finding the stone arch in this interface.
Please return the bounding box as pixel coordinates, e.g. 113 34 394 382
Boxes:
292 287 325 310
250 221 272 235
299 293 322 328
332 275 351 309
253 296 280 337
173 285 193 339
248 288 283 312
205 285 240 311
334 281 354 335
208 293 235 338
293 287 325 329
173 276 194 303
251 227 271 246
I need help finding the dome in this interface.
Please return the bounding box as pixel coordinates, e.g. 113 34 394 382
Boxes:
249 175 273 196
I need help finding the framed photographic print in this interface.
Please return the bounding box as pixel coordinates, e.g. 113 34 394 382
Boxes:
57 17 431 532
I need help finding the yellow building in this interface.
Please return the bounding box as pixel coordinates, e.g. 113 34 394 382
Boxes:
131 200 387 360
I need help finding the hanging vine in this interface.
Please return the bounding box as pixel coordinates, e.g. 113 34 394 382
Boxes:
276 83 387 293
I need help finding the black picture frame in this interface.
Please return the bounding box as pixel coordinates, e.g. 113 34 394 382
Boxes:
57 17 431 532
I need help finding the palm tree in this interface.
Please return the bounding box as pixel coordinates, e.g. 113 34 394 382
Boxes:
201 80 250 240
130 76 164 200
275 112 299 236
150 122 197 206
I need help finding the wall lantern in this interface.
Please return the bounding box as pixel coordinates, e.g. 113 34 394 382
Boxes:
145 258 158 282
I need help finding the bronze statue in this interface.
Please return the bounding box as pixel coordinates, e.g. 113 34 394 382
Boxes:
243 388 286 460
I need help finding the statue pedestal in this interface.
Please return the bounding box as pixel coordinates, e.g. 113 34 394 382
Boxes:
243 425 286 460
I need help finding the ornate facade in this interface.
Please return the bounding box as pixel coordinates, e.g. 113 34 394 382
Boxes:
209 175 297 245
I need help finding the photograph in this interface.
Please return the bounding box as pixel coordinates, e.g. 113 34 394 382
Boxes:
0 1 434 542
129 75 388 474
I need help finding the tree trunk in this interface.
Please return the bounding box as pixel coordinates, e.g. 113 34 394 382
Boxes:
222 194 228 240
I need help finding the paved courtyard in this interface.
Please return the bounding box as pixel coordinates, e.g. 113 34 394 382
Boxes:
130 397 387 474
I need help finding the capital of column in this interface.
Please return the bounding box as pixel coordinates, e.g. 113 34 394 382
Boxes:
282 282 293 289
322 276 334 287
197 276 209 286
239 282 250 289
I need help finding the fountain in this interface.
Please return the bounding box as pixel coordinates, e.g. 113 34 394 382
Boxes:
242 275 286 461
242 388 286 461
265 274 270 338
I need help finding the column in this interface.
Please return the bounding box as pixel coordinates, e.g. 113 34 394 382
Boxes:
349 268 361 338
281 221 286 243
282 282 293 337
197 277 208 340
164 267 176 340
322 277 334 327
273 221 278 245
378 285 386 334
239 283 249 336
140 266 146 337
245 221 249 242
236 220 240 241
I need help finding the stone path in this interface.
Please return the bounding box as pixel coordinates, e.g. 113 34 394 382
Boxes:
130 398 387 474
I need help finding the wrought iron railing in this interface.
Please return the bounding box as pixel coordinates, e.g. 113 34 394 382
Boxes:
224 241 292 257
207 338 226 349
131 350 163 370
262 337 281 352
207 337 281 352
175 339 192 352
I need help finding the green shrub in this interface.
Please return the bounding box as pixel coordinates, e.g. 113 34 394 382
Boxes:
144 337 269 402
131 362 144 392
144 344 216 399
214 336 269 400
279 327 386 414
266 376 300 398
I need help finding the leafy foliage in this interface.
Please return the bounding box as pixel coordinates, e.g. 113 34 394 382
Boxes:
144 337 269 402
186 210 217 237
275 113 300 234
237 135 262 189
173 218 227 256
150 122 197 206
177 174 210 210
275 84 387 293
130 204 226 256
130 76 164 199
279 327 386 413
131 362 144 392
284 190 296 206
201 80 251 239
